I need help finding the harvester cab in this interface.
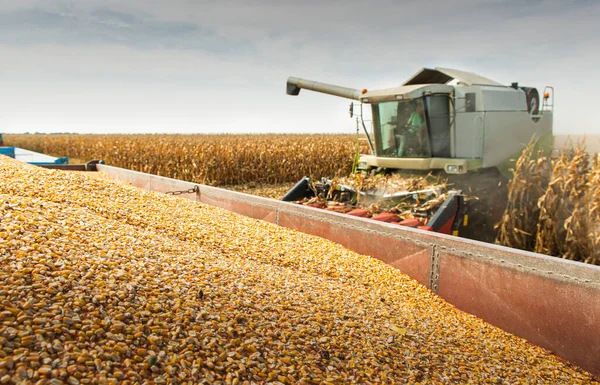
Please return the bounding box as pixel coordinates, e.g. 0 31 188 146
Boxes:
285 67 555 242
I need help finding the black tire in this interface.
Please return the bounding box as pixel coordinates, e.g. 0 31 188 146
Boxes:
521 87 540 115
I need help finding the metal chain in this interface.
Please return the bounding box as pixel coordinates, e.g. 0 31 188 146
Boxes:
165 185 200 195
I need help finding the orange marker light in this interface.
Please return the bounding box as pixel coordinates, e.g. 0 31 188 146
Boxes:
544 92 550 99
361 89 368 94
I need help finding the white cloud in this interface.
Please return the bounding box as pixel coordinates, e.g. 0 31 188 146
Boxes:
0 0 598 134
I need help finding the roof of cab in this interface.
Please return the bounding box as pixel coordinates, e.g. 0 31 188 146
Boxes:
360 84 454 103
360 67 506 103
403 67 505 87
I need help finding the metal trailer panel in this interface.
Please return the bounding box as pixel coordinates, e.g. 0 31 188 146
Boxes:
483 112 553 167
438 252 600 375
454 112 485 158
480 86 528 111
13 147 68 164
0 147 16 158
97 164 600 376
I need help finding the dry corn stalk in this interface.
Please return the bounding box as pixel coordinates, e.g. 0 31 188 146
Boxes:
496 140 551 251
587 154 600 264
3 134 369 186
497 138 600 265
335 172 444 196
535 150 572 256
561 144 591 261
300 173 451 222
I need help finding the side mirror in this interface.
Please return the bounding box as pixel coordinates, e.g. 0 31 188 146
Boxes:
349 102 354 118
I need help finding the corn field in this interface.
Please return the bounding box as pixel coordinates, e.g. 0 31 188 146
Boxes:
8 134 599 264
496 139 600 265
4 134 371 186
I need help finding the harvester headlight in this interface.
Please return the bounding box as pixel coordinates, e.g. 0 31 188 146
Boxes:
358 161 368 169
446 164 466 174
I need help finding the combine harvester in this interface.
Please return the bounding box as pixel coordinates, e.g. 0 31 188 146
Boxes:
284 67 555 243
1 75 599 377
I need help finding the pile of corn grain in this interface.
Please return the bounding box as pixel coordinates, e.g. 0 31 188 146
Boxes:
0 158 596 385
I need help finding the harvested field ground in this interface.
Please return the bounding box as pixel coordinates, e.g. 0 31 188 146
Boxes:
0 156 597 384
222 183 294 200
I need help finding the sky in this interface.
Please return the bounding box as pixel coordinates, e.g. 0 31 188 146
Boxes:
0 0 598 134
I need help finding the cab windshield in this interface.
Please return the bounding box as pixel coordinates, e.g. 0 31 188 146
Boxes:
373 96 451 158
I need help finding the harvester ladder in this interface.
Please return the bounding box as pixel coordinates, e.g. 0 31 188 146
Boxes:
541 86 554 112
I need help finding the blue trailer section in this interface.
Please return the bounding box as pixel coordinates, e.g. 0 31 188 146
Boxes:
0 146 101 171
0 146 69 165
0 147 15 158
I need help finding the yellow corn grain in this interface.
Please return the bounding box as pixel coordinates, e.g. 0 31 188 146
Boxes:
0 157 597 384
